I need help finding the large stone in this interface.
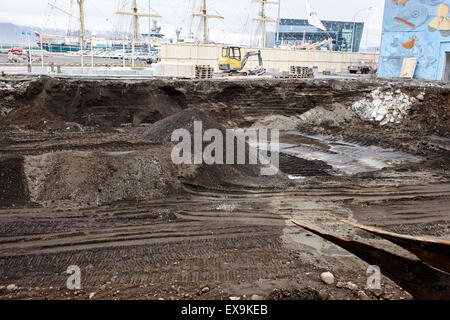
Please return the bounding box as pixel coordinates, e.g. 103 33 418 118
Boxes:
320 272 335 285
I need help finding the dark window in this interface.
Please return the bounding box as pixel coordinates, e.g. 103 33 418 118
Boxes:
444 52 450 81
231 48 241 60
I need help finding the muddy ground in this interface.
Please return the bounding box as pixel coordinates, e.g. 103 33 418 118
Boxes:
0 77 448 300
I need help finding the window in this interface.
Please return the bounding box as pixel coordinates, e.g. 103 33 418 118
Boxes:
222 47 229 58
444 52 450 81
231 47 241 60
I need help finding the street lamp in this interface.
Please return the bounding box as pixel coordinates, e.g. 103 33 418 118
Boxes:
351 6 374 52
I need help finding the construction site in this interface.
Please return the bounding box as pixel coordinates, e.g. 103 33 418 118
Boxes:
0 0 449 303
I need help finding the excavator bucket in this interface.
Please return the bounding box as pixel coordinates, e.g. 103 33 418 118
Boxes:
291 220 450 300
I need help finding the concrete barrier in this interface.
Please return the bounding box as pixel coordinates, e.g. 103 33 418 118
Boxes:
160 43 379 73
0 66 154 77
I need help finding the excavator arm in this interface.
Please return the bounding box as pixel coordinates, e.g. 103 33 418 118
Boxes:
241 50 263 69
305 37 333 50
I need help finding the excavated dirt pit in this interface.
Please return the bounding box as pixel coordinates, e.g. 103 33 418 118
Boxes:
0 77 449 300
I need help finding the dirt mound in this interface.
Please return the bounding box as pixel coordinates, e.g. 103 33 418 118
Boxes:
23 148 182 207
130 108 287 190
131 108 223 144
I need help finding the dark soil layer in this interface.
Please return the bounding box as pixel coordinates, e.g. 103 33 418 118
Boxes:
1 78 447 134
279 154 333 176
0 156 29 207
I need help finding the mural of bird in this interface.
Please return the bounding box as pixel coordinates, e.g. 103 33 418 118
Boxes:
402 36 419 49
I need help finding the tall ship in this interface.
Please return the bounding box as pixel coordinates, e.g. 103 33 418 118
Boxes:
40 0 164 53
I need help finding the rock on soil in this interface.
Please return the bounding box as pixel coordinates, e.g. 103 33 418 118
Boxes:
320 272 335 285
6 284 18 291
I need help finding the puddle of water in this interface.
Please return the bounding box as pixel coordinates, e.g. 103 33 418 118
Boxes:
250 131 422 176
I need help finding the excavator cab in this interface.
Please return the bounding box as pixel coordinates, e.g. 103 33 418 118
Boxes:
219 46 243 72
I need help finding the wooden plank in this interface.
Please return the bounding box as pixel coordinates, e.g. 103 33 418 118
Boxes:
400 57 417 78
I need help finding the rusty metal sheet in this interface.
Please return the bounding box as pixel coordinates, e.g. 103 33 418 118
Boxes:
341 219 450 274
291 219 450 300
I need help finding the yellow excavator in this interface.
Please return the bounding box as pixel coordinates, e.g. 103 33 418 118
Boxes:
218 46 266 76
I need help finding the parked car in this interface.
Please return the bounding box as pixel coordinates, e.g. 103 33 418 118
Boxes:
110 51 123 59
145 56 159 65
348 60 377 74
8 48 23 54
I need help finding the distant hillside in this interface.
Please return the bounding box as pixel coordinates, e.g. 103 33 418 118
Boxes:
0 23 69 46
0 23 36 45
0 22 129 46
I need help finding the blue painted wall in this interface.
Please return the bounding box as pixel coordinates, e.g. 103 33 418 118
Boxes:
378 0 450 80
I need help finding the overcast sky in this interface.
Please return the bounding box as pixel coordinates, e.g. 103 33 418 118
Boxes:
0 0 385 47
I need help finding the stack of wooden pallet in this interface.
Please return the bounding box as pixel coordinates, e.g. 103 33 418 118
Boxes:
195 65 215 79
289 66 314 78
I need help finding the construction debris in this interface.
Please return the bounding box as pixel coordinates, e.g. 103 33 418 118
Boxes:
351 88 414 126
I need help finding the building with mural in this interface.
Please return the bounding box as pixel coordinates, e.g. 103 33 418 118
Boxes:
378 0 450 81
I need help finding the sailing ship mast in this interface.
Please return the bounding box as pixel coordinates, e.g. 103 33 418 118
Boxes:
116 0 161 41
252 0 278 48
47 0 86 42
193 0 223 44
78 0 86 41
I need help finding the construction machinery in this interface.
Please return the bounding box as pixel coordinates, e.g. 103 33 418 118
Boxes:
304 37 333 50
348 60 378 74
218 46 266 76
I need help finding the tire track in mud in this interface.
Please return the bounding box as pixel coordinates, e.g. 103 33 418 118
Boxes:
1 182 449 252
0 228 295 287
0 131 158 156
